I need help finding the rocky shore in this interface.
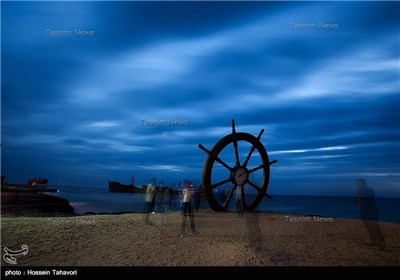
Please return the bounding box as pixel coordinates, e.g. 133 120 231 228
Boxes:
1 185 74 216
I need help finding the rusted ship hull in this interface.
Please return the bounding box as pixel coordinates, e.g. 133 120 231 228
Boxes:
108 181 143 193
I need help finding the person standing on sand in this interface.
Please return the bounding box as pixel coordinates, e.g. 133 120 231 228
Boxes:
165 187 174 212
356 178 385 251
235 184 244 216
159 188 168 226
181 182 196 235
144 182 156 224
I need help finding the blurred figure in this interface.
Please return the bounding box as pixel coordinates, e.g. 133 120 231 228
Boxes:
157 188 165 225
155 187 164 213
144 182 156 224
164 187 174 212
181 182 196 235
356 178 385 250
1 176 6 191
193 185 202 211
224 186 230 199
235 184 244 217
245 211 267 262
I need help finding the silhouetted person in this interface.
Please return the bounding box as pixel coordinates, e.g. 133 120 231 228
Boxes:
159 188 171 225
1 176 6 191
356 178 385 250
155 187 164 213
244 211 269 264
181 182 196 235
144 182 156 224
165 187 174 212
235 185 244 216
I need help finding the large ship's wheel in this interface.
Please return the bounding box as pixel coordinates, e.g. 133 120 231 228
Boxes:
199 120 277 211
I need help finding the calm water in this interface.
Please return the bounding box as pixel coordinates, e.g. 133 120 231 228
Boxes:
52 186 400 224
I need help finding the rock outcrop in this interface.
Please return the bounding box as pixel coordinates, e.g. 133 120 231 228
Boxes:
1 190 74 216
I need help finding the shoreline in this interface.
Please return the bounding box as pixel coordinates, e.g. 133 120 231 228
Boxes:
2 210 399 266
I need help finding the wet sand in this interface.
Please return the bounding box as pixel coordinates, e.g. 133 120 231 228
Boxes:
1 210 399 266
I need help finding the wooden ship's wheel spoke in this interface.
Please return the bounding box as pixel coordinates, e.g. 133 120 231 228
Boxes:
246 179 262 193
198 144 233 172
222 183 237 210
211 177 232 190
231 120 241 167
199 119 277 211
242 129 264 168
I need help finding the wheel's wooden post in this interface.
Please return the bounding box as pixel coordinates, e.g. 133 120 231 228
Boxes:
223 184 237 209
199 144 233 172
198 144 210 154
231 119 236 134
257 129 264 140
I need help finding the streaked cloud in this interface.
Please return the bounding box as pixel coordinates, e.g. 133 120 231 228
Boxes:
270 146 348 155
2 1 399 197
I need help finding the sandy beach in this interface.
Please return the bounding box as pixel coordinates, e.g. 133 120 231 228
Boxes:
1 210 399 266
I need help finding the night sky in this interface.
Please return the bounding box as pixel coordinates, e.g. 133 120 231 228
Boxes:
2 1 399 198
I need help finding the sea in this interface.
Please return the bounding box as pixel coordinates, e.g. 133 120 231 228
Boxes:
51 185 400 224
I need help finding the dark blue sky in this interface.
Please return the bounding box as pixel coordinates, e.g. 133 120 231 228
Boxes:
2 1 399 197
